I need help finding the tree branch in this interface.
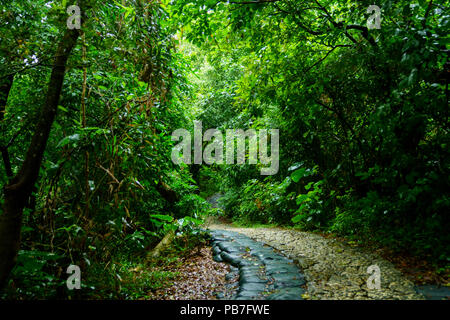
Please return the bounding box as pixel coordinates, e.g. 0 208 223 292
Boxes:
346 24 377 47
304 46 338 73
422 0 434 28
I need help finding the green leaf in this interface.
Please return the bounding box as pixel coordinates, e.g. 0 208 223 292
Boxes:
291 168 306 183
149 214 174 222
292 214 302 223
57 134 81 148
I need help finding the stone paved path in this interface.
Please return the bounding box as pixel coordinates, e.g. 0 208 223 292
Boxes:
207 223 424 300
208 229 306 300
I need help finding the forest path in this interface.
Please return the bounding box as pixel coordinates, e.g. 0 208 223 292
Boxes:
205 220 424 300
207 228 307 300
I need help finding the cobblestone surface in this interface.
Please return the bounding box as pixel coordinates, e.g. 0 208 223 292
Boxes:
207 223 424 300
209 229 306 300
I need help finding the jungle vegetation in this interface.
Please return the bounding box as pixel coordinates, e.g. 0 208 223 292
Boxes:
0 0 448 299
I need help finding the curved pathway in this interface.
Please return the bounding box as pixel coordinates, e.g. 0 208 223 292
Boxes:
209 229 306 300
207 223 424 300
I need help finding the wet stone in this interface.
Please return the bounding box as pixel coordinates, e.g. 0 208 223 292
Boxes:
239 282 267 293
274 279 306 289
208 229 306 300
265 262 299 273
239 275 268 285
217 241 242 253
266 287 305 300
212 245 222 256
211 237 229 242
235 294 260 300
240 265 264 273
415 285 450 300
271 273 305 283
220 252 243 267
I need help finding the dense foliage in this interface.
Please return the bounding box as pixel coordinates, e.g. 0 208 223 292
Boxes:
176 0 449 264
0 0 208 299
0 0 448 298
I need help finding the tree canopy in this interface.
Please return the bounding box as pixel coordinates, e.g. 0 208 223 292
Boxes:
0 0 448 298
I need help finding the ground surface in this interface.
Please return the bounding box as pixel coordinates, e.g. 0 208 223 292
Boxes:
207 221 425 300
209 229 307 300
148 222 449 300
148 194 448 300
148 246 230 300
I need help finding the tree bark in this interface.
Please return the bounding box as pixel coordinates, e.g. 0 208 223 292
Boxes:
0 27 80 289
0 74 13 122
0 74 14 177
147 229 175 260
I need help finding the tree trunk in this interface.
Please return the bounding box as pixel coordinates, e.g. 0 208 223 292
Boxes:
147 229 175 260
0 74 14 177
0 74 13 121
0 27 80 289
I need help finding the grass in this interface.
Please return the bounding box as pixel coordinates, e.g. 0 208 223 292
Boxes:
73 234 206 300
83 256 181 300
